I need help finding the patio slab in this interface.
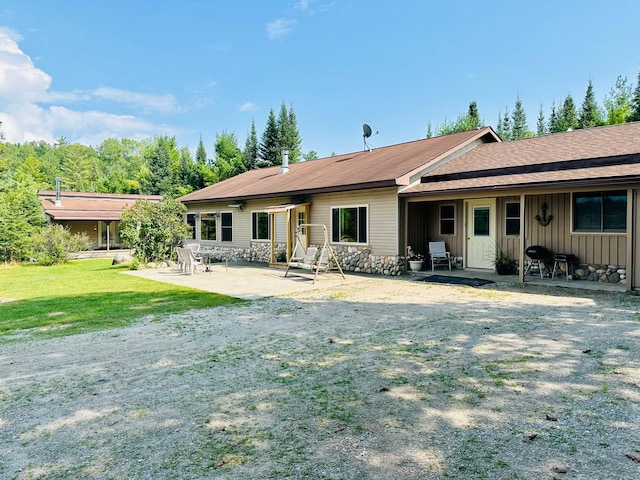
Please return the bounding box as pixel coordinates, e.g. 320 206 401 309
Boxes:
123 262 366 299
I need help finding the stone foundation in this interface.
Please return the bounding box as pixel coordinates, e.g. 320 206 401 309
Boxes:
573 264 626 285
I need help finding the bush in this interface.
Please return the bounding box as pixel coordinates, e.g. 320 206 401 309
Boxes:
31 224 91 265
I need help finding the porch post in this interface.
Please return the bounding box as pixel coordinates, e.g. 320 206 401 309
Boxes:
270 214 275 263
286 209 291 261
626 188 633 291
518 193 526 283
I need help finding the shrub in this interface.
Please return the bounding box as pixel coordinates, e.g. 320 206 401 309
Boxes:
31 224 91 265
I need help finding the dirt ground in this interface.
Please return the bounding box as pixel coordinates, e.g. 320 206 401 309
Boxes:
1 273 639 479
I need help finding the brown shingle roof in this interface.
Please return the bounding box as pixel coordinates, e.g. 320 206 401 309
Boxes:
178 128 499 203
38 191 162 221
404 122 640 195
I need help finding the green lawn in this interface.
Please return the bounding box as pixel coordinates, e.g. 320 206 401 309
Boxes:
0 259 244 341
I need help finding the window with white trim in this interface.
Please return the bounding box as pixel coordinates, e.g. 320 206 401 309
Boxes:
439 204 455 235
331 206 367 243
505 202 520 236
252 212 270 240
200 212 217 241
573 191 626 232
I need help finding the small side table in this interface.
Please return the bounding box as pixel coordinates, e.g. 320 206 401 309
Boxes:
552 254 577 279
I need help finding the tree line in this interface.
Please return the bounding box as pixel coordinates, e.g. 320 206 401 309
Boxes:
428 68 640 141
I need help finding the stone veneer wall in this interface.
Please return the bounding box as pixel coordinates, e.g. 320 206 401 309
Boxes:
573 264 627 285
207 243 406 276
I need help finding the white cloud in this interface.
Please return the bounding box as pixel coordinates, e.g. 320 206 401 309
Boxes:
0 27 178 145
266 18 297 39
238 101 258 112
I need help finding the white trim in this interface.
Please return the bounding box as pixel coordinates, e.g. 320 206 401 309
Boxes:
330 204 369 245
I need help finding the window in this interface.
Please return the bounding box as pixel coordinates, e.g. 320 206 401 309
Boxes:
331 206 367 243
473 206 490 236
221 212 233 242
252 212 270 240
186 214 196 239
200 213 217 241
573 191 627 232
439 204 455 235
505 202 520 236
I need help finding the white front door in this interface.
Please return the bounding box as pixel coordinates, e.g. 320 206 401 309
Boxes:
465 199 496 269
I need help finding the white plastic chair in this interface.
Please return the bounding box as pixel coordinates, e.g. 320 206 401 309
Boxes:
428 241 452 271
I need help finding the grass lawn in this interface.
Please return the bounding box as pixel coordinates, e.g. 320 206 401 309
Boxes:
0 259 244 341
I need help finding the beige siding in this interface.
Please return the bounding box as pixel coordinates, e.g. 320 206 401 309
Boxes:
524 193 626 266
57 220 99 247
309 188 400 256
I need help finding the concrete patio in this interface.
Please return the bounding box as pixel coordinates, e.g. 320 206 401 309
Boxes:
124 261 628 299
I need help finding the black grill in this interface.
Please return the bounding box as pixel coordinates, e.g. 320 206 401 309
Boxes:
525 245 552 260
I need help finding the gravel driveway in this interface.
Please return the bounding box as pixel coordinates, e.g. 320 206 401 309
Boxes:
1 275 639 479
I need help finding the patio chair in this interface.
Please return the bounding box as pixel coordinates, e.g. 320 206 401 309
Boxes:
428 241 452 271
177 247 202 275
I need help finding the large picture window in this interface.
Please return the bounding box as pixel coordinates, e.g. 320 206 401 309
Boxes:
252 212 270 240
221 212 233 242
331 206 367 243
439 204 455 235
505 202 520 236
573 191 626 232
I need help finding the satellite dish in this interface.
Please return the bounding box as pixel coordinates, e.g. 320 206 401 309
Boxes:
362 123 378 151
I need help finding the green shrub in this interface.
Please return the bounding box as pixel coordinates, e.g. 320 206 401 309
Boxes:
31 224 91 265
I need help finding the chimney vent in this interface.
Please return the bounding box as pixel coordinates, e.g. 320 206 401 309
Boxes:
280 149 290 174
54 176 63 207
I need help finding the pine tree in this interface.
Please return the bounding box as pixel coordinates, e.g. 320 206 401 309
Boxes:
196 136 207 164
557 95 579 132
426 122 433 138
536 105 547 136
242 120 259 170
578 80 604 129
279 102 302 163
501 107 512 141
629 68 640 122
511 96 528 139
496 110 504 138
468 101 481 129
144 136 175 196
258 108 280 167
548 101 559 133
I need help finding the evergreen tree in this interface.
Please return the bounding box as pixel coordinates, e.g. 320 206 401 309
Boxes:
144 136 175 196
536 105 547 136
259 108 280 167
302 151 318 161
196 136 207 165
631 67 640 122
604 75 633 124
426 122 433 138
468 101 481 129
557 95 579 132
578 80 604 129
511 96 529 139
213 131 245 182
278 102 302 163
501 107 512 141
496 110 504 138
242 120 259 170
548 101 559 133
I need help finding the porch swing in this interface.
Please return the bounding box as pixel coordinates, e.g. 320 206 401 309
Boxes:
285 224 345 283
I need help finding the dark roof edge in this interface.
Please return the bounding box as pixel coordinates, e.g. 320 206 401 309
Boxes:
181 180 399 204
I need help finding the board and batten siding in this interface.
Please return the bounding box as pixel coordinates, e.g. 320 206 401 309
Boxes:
309 188 400 256
524 193 626 266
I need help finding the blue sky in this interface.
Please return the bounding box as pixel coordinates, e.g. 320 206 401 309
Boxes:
1 1 638 159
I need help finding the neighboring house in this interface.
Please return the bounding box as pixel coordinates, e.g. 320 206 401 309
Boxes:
177 122 640 291
38 190 163 250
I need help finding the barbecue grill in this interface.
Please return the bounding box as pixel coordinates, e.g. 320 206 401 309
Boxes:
524 245 552 278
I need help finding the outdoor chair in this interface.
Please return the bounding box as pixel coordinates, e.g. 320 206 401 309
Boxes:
428 241 452 271
177 247 202 275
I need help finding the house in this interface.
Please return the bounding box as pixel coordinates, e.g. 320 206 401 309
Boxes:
402 122 640 290
178 122 640 291
38 188 162 250
177 127 501 274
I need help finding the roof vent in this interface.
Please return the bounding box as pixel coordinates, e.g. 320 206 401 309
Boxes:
280 149 290 174
54 176 63 207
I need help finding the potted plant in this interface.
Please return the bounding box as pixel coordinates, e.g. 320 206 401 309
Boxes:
407 246 425 272
493 249 516 275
